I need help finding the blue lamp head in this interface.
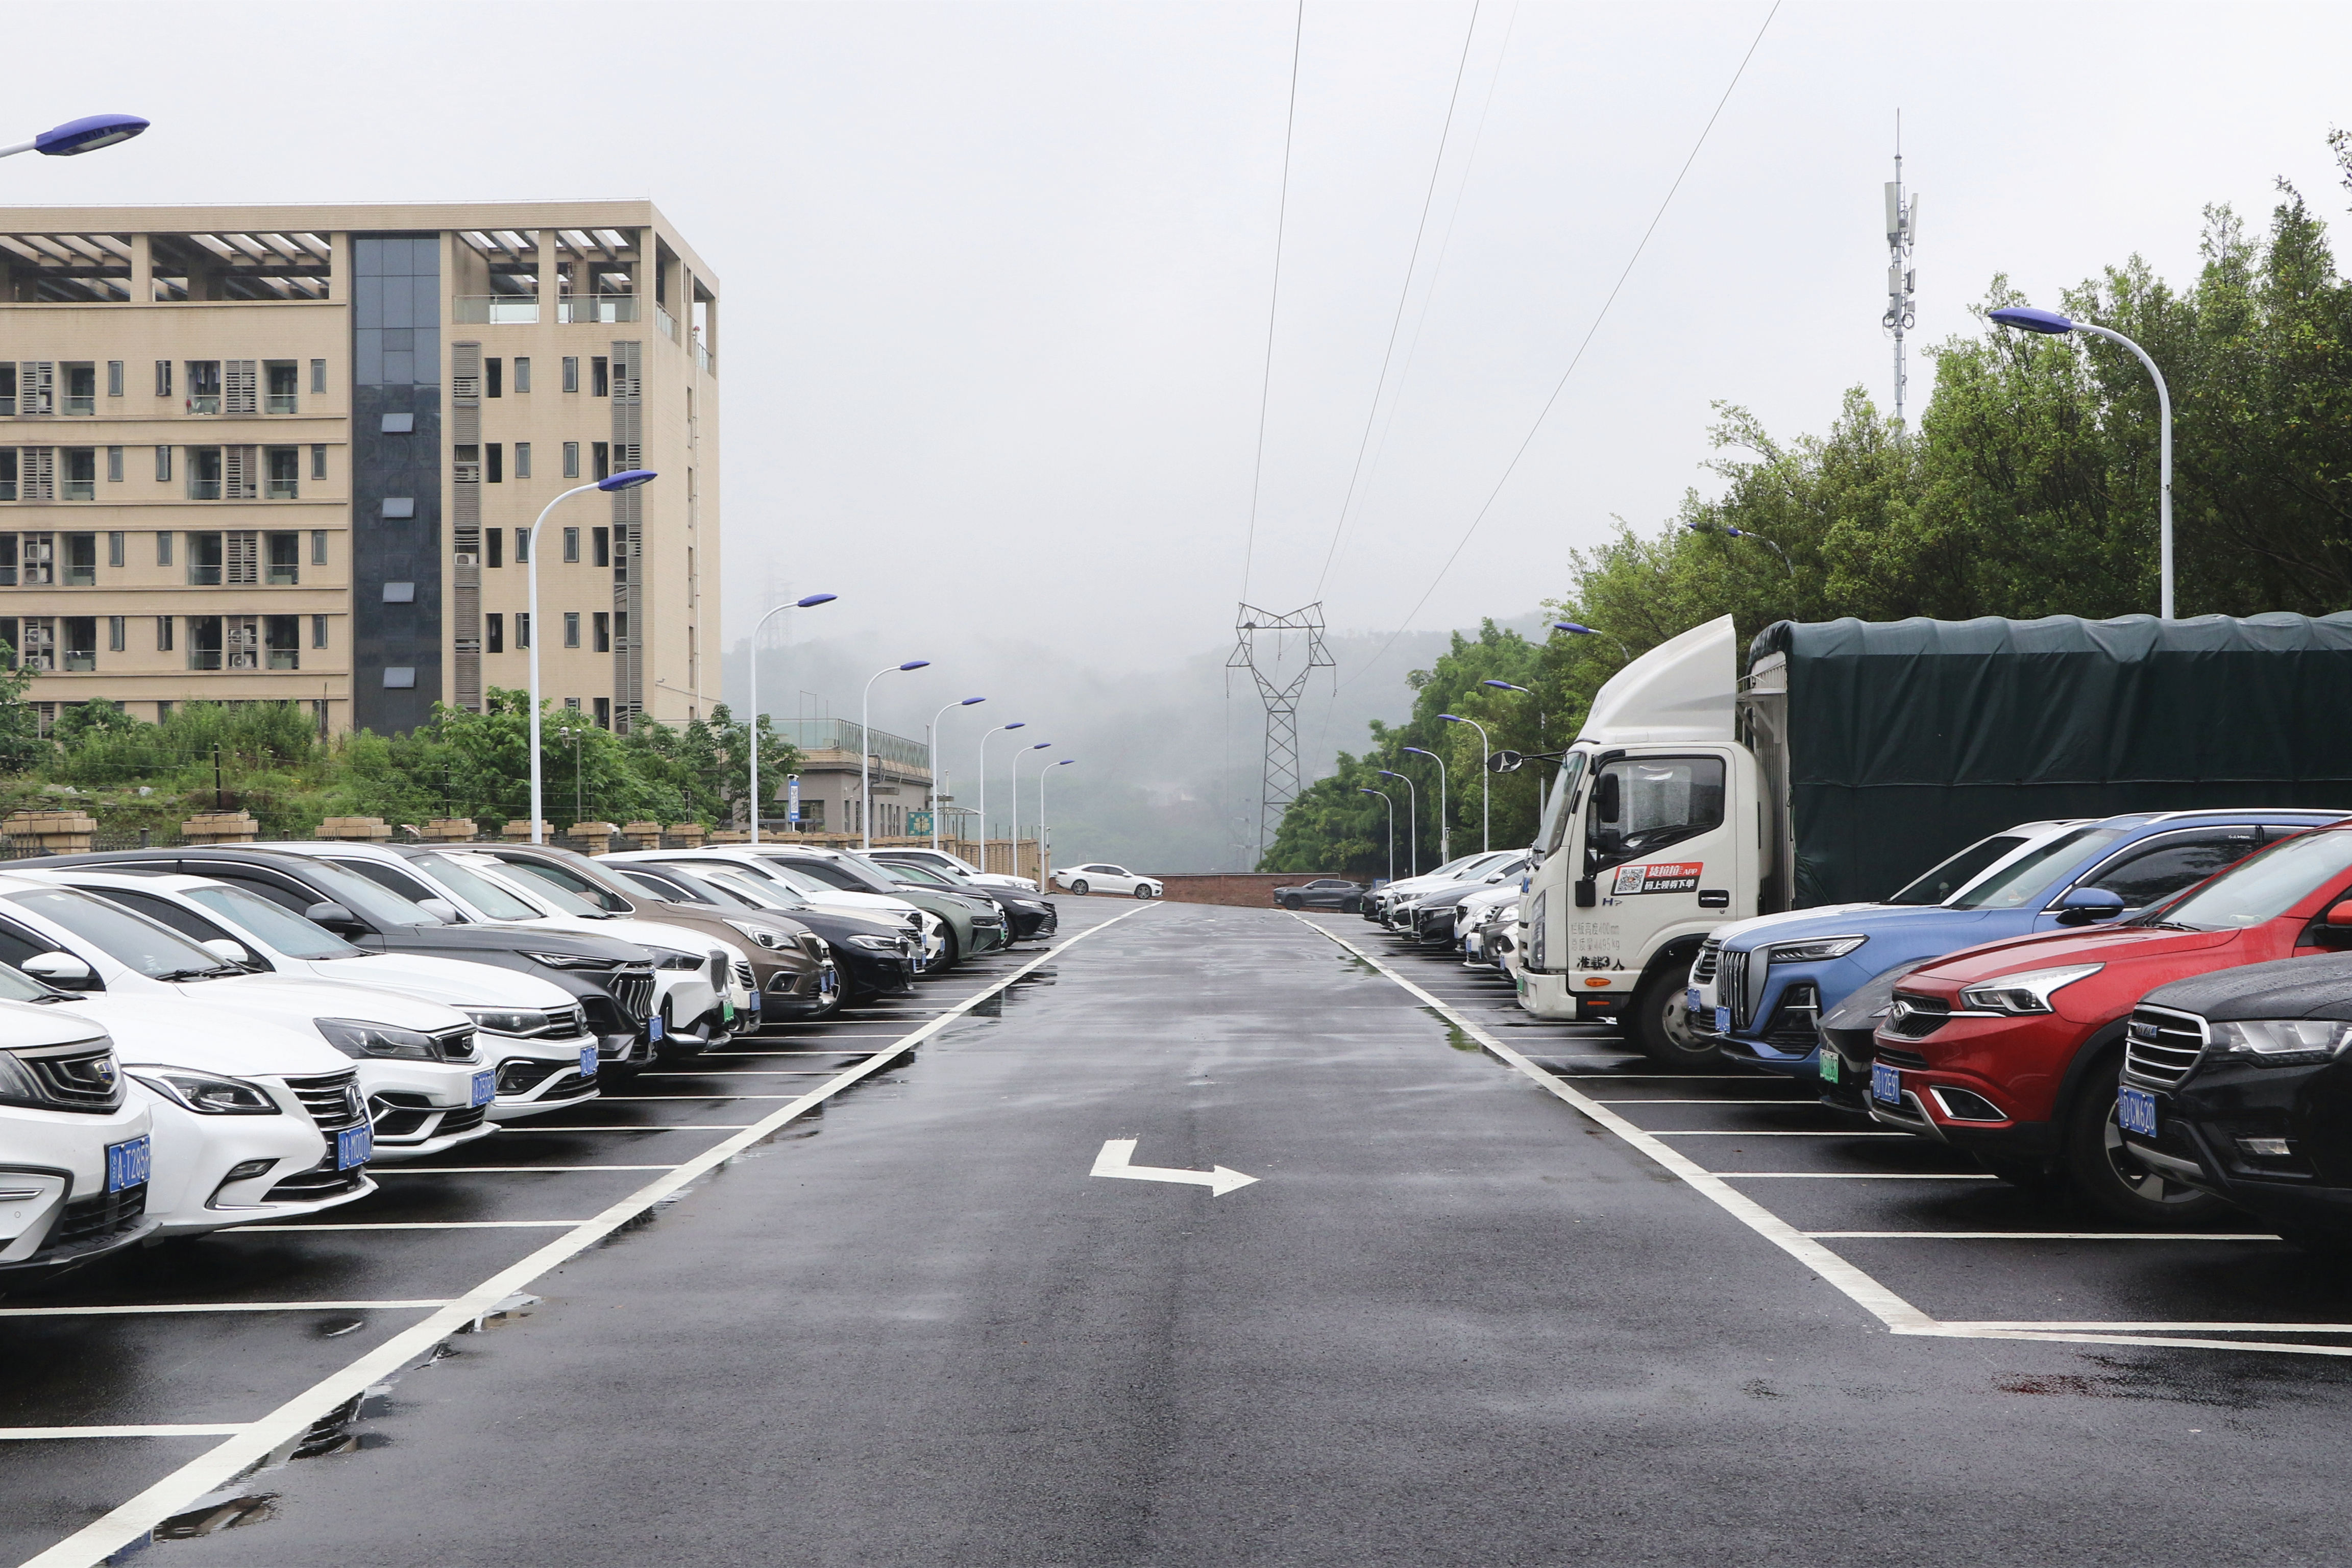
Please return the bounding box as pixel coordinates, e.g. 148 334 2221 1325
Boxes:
1056 758 1075 767
35 114 150 156
1358 788 1378 796
1988 306 2076 335
960 696 986 706
1005 722 1026 731
1481 679 1528 692
899 660 930 671
796 593 839 608
597 468 657 492
1438 714 1464 724
1403 746 1435 758
1031 742 1052 750
1378 769 1402 780
1553 622 1595 635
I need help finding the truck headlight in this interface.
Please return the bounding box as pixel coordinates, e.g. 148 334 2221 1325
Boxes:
2213 1018 2352 1066
128 1066 281 1114
315 1018 443 1061
1766 935 1868 963
1957 964 2102 1016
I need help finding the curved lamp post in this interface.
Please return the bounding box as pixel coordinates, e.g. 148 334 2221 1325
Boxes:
1040 757 1074 877
1552 621 1631 661
861 660 932 848
1481 677 1539 746
745 592 838 844
1683 519 1794 576
1989 304 2174 618
926 697 986 850
1402 745 1448 863
1438 714 1491 853
975 721 1026 873
526 469 656 843
1014 742 1052 881
1377 768 1418 878
1 114 150 161
1358 787 1395 885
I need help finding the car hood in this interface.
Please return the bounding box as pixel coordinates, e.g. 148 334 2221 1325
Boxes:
0 996 115 1051
63 991 360 1076
399 923 654 965
2142 951 2352 1022
1457 885 1520 913
1707 903 1883 946
477 915 721 959
292 952 576 1011
182 972 475 1032
1724 903 2017 954
1407 877 1515 909
1906 924 2239 988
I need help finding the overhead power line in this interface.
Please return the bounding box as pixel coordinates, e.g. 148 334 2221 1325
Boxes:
1236 0 1306 610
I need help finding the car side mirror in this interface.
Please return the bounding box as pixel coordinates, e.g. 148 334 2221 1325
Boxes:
201 938 253 967
2053 887 2126 926
2315 901 2352 946
304 900 367 936
416 898 460 924
1595 773 1621 824
22 951 96 990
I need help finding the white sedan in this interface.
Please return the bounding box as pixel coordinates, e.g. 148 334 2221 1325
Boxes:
1050 863 1161 898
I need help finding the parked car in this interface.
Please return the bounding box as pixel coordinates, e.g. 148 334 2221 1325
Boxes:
0 999 158 1275
1391 854 1531 943
1272 879 1364 912
868 846 1039 894
2117 951 2352 1248
601 857 917 1003
636 847 936 961
866 858 1037 949
1455 883 1521 964
24 869 601 1122
37 847 662 1072
768 848 1007 965
1051 863 1161 898
867 855 1058 941
1363 851 1519 925
1865 823 2352 1221
1694 811 2339 1076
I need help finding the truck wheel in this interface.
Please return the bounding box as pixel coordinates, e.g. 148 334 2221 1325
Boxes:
1630 972 1722 1069
2062 1054 2226 1224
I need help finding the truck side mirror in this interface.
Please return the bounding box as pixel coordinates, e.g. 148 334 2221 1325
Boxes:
1575 876 1597 909
1488 750 1523 774
2053 887 2126 926
1595 773 1621 824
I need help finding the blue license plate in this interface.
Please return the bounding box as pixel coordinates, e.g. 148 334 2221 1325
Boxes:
336 1123 373 1170
1713 1006 1731 1035
470 1070 495 1107
578 1045 598 1079
2117 1085 2159 1138
105 1135 151 1193
1872 1062 1903 1106
649 1013 665 1043
745 991 761 1013
820 970 837 995
1685 986 1702 1018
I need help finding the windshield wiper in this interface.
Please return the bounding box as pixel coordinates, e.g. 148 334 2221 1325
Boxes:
154 965 237 981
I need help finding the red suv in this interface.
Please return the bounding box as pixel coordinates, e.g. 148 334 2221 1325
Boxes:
1869 825 2352 1221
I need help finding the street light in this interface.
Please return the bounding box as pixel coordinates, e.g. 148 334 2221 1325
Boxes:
1481 679 1530 694
1684 519 1793 576
1438 714 1491 852
860 659 932 849
926 697 986 851
976 721 1026 873
745 592 838 844
1989 304 2175 618
1358 787 1395 885
1014 742 1053 884
1552 621 1632 660
525 469 656 843
1 114 150 161
1403 745 1448 862
1040 758 1075 877
1377 768 1418 877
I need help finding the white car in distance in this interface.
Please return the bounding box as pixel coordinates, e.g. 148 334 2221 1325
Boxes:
1050 863 1162 898
619 848 938 963
0 999 158 1271
868 846 1039 894
26 870 601 1123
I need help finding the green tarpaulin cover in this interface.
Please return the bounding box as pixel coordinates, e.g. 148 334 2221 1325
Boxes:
1750 612 2352 906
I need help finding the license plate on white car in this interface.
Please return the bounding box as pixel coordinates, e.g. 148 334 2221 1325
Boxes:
578 1045 599 1079
1872 1062 1903 1105
336 1123 373 1170
105 1135 151 1193
649 1013 666 1043
2117 1085 2159 1138
470 1070 495 1107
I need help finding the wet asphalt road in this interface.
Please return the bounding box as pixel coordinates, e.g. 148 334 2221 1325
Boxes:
13 900 2352 1566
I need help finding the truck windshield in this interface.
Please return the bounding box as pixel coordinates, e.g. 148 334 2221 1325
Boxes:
2153 830 2352 932
1885 834 2028 905
1946 827 2122 910
1539 753 1588 856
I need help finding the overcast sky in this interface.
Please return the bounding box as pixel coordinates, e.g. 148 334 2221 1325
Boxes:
13 0 2349 702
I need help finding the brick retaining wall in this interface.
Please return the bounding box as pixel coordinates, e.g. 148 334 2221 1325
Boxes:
1137 872 1355 908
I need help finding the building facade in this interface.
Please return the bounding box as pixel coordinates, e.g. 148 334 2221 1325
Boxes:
770 719 932 838
0 202 719 735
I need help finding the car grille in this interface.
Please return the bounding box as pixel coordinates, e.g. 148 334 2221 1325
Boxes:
543 1005 586 1038
437 1105 488 1137
429 1027 477 1064
12 1039 124 1113
2125 1006 2207 1089
1719 948 1755 1030
708 951 729 986
608 970 654 1024
283 1071 365 1131
1692 939 1720 985
1875 1046 1930 1070
1882 994 1952 1039
732 958 755 991
44 1184 147 1253
265 1154 368 1202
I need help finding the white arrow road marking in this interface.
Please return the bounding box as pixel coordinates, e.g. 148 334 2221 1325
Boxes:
1090 1138 1258 1196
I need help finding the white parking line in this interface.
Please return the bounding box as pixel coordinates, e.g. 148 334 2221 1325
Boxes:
1719 1171 1998 1180
594 1095 815 1102
230 1221 587 1232
1591 1098 1817 1105
0 1301 451 1318
1649 1130 1913 1138
494 1124 754 1133
371 1165 679 1174
1807 1232 2282 1241
0 1427 248 1441
1951 1319 2351 1332
21 901 1159 1568
636 1070 851 1077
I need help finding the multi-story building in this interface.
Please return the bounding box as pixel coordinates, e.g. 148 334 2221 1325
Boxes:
770 720 932 838
0 202 720 736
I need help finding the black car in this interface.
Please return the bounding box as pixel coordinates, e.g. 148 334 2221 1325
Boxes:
1814 963 1917 1116
1273 879 1364 912
33 847 664 1067
868 851 1060 941
2119 951 2352 1247
600 860 919 1004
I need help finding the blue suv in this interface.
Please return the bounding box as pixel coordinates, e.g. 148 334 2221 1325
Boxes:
1689 810 2345 1081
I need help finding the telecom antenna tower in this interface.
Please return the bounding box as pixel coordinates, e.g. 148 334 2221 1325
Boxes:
1229 602 1333 859
1883 125 1920 428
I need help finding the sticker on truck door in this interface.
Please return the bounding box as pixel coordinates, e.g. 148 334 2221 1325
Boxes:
1610 862 1703 895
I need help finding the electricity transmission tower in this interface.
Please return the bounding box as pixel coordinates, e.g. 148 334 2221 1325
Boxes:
1229 602 1333 860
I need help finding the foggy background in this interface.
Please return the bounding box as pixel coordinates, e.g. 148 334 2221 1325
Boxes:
10 2 2350 867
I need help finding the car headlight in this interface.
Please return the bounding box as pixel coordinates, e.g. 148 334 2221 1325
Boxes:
2212 1018 2352 1066
127 1066 281 1115
526 950 617 970
799 933 830 958
845 934 901 952
315 1018 444 1061
1496 904 1520 924
647 947 707 971
724 919 783 949
1766 935 1869 963
462 1008 555 1037
1957 964 2103 1016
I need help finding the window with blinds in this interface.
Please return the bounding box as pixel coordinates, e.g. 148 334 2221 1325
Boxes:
225 531 259 586
224 361 258 415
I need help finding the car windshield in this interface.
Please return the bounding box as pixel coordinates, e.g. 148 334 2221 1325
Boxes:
408 853 550 921
1538 752 1590 857
1886 833 2031 906
0 964 67 1002
878 863 953 887
694 866 804 908
756 863 847 898
489 859 620 918
781 855 900 894
615 869 714 905
5 887 236 979
184 885 364 961
2152 829 2352 932
302 857 448 928
1946 827 2124 910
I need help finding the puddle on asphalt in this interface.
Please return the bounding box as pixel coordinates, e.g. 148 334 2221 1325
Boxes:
1994 1350 2352 1408
1419 1006 1483 1053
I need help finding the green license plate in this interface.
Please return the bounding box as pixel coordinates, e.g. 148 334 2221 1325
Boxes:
1818 1049 1839 1084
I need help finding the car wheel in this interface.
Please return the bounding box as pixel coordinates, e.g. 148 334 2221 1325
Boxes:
1281 895 1303 910
1629 969 1722 1070
1342 897 1360 914
1133 885 1153 899
1071 879 1090 895
2063 1054 2228 1224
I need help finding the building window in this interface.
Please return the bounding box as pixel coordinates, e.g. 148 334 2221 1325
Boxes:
154 446 172 483
265 361 299 414
564 697 581 711
593 611 610 653
17 535 52 587
0 538 18 586
107 361 124 398
591 442 609 481
486 529 503 569
562 356 579 393
189 532 223 585
310 444 327 481
265 447 300 500
515 442 531 479
106 532 123 569
154 360 172 398
187 447 223 501
516 612 530 649
594 697 611 729
64 364 96 415
592 527 609 568
486 358 503 399
156 532 172 567
266 532 300 586
106 447 123 483
64 534 96 587
63 617 96 672
157 700 172 720
563 612 580 648
107 616 125 653
562 441 579 478
310 359 327 395
62 449 97 501
486 443 503 484
514 529 530 565
0 451 13 503
514 357 531 394
186 360 222 415
155 616 173 652
226 615 258 670
189 615 222 670
311 530 328 566
591 357 608 397
265 615 300 670
486 612 504 653
562 527 579 564
309 614 327 648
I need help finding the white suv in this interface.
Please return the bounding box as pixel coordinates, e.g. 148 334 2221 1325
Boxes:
0 999 158 1272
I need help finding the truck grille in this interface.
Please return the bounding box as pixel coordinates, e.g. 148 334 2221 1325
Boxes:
1692 939 1720 985
2125 1006 2207 1089
1882 994 1951 1039
283 1070 365 1131
12 1039 124 1113
608 970 654 1024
